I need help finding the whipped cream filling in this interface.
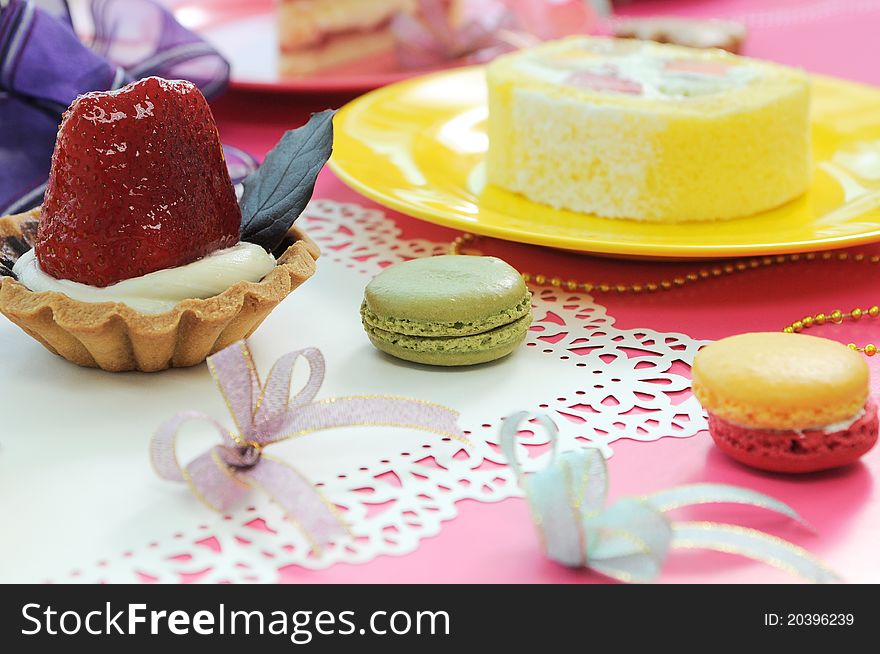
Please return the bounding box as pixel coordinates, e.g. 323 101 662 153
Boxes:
804 409 866 435
12 242 276 315
720 409 866 435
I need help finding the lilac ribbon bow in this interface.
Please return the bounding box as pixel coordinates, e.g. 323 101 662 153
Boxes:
151 341 464 550
0 0 244 215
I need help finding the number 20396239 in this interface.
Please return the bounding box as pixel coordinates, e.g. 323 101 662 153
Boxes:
764 614 854 627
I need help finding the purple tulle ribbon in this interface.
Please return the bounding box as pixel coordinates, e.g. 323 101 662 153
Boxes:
0 0 237 216
151 341 464 550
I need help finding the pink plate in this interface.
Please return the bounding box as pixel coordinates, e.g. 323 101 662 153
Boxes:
171 0 448 93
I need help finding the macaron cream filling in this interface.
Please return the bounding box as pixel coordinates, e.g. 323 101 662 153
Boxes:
361 292 532 337
709 406 867 435
365 312 532 354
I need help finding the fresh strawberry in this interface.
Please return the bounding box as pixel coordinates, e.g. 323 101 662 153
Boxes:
36 77 242 287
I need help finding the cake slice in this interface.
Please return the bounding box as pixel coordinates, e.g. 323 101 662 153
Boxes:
486 37 811 222
278 0 415 76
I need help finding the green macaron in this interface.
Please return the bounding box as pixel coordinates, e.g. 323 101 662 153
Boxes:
361 255 533 366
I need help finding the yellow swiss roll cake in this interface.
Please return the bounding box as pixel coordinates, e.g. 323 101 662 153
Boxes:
486 37 811 222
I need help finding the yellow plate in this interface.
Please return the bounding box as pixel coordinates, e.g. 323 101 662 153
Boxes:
330 66 880 259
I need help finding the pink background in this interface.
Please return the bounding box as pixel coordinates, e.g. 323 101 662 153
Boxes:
181 0 880 582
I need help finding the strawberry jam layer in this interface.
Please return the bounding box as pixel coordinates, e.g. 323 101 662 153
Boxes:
708 400 878 473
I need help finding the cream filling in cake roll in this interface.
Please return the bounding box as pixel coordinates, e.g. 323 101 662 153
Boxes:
486 37 811 222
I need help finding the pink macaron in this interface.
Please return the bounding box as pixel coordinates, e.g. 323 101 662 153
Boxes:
692 332 878 473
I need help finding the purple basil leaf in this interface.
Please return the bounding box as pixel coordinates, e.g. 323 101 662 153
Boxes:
239 110 335 252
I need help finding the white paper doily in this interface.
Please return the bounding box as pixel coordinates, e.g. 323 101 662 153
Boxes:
0 199 707 583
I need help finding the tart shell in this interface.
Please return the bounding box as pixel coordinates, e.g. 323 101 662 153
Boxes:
0 208 320 372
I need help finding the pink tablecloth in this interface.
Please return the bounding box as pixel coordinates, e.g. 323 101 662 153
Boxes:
204 0 880 583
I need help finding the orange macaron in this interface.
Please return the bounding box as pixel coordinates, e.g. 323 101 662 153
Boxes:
692 332 878 473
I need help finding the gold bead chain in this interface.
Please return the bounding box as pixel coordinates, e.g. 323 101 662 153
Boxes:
448 232 880 356
782 307 880 356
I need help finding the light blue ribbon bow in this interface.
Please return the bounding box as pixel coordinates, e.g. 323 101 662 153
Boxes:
500 412 841 583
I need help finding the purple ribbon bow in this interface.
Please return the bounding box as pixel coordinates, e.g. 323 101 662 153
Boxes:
0 0 246 215
151 341 464 550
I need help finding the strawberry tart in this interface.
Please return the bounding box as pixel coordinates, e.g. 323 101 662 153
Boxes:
0 77 332 372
